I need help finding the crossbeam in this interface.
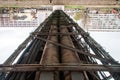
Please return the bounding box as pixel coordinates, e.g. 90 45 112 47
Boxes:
0 64 120 72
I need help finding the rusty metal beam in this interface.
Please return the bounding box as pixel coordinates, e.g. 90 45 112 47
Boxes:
0 64 120 72
35 25 59 80
60 26 85 80
32 32 80 36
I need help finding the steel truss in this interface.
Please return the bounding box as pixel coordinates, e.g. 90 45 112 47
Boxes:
0 10 120 80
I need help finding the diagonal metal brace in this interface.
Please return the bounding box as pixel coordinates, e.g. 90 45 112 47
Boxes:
31 34 112 63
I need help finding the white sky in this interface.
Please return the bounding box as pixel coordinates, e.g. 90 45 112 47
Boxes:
0 27 36 64
90 32 120 62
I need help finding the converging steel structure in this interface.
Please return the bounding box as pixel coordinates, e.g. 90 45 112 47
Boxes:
0 10 120 80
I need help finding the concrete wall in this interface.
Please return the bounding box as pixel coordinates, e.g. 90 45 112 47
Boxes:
0 0 119 7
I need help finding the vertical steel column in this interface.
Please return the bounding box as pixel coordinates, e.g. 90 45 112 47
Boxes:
35 25 59 80
60 26 85 80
